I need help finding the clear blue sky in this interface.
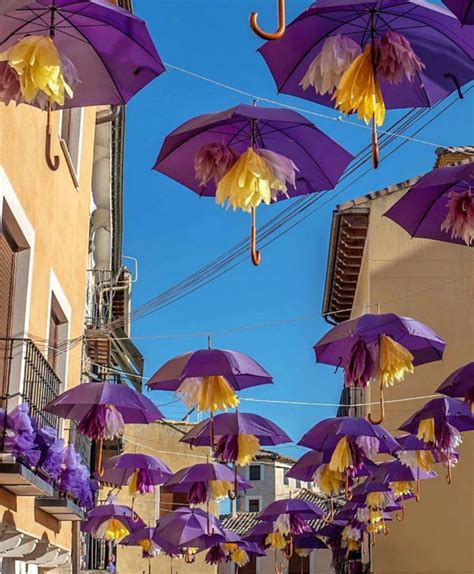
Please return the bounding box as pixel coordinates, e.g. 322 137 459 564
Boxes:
122 0 472 458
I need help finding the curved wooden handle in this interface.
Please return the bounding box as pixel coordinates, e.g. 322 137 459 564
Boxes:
283 536 293 559
367 384 385 425
46 123 60 171
250 208 262 266
249 0 286 40
97 439 105 478
371 117 379 169
345 473 353 501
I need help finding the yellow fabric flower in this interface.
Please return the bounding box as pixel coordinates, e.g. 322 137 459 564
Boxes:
198 376 239 412
236 434 260 466
139 539 153 553
328 435 352 473
265 532 286 550
0 36 73 106
315 464 345 496
366 492 386 510
416 449 436 471
128 470 139 496
216 147 285 211
230 548 249 566
391 481 415 497
103 518 129 541
333 44 385 126
378 335 414 387
208 480 234 500
417 418 436 444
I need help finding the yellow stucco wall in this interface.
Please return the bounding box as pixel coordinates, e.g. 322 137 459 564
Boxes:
0 101 97 550
349 186 473 574
114 421 218 574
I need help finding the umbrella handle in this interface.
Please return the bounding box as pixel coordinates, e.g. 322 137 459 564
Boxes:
283 536 293 559
250 208 261 266
97 439 105 478
249 0 286 40
322 495 335 523
382 519 389 536
371 117 379 169
46 108 60 171
184 550 196 564
415 473 421 501
228 466 238 500
206 501 215 535
444 73 464 99
345 473 353 501
396 498 405 521
367 383 385 425
210 411 215 451
371 533 376 547
446 459 452 484
131 497 140 523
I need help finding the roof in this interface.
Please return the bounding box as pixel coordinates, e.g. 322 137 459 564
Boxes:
322 147 474 323
220 489 333 535
255 449 296 466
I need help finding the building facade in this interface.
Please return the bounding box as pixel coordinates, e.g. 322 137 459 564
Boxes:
322 147 474 574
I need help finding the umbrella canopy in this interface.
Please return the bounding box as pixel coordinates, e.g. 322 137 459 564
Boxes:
399 397 474 434
293 534 328 550
287 450 374 482
258 0 473 110
148 348 273 393
258 498 324 521
371 460 437 483
153 507 226 550
442 0 474 24
99 453 172 490
180 412 291 447
44 382 164 423
0 1 30 14
153 104 353 200
298 417 399 454
384 163 474 246
120 526 178 557
437 362 474 409
0 0 164 108
314 313 445 367
163 462 252 503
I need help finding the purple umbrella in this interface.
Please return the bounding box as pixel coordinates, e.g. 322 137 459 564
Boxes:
442 0 474 24
82 504 145 541
258 0 473 167
153 508 227 564
153 104 353 264
399 397 474 482
100 453 172 491
44 382 163 474
0 0 164 171
205 530 264 567
163 462 252 506
314 313 445 423
287 450 374 482
436 362 474 410
384 163 474 246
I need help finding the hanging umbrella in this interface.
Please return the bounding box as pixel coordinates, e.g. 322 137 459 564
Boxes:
153 507 227 564
181 411 291 499
399 396 474 482
258 0 473 167
148 347 273 414
44 382 163 474
287 449 374 482
298 417 399 510
82 504 145 541
120 526 180 574
436 361 474 410
153 103 353 265
314 313 446 423
0 0 164 170
163 462 252 505
99 453 172 518
442 0 474 24
384 163 474 246
258 498 324 558
205 531 264 568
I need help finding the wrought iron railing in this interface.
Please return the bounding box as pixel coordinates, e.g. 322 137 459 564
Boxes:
82 535 116 571
0 338 61 432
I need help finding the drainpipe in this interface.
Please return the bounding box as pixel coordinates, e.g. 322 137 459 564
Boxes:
71 522 81 574
96 105 121 125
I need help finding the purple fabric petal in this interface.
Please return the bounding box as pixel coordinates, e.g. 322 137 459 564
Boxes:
136 469 155 495
375 31 425 85
436 421 462 451
188 481 208 505
41 438 65 481
343 339 376 388
77 404 107 439
290 513 311 536
59 445 93 508
215 435 238 464
205 545 227 565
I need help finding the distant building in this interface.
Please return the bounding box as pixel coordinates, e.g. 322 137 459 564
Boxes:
220 451 335 574
322 146 474 574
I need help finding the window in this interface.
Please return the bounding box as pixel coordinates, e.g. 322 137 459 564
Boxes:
284 474 289 486
247 498 261 513
296 480 302 490
47 293 68 375
60 108 83 184
239 555 257 574
289 554 309 573
249 464 262 481
159 488 189 517
0 231 17 396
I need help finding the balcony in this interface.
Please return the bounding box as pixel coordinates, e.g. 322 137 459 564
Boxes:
0 337 61 433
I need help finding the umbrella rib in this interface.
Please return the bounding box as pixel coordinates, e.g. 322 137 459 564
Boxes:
0 10 46 44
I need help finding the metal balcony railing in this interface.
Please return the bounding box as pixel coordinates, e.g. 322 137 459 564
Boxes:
0 338 61 432
82 536 116 571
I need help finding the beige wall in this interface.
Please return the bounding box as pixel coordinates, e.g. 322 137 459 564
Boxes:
0 101 97 550
350 188 473 574
115 421 218 574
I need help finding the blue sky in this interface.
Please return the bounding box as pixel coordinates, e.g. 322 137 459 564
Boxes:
122 0 472 458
